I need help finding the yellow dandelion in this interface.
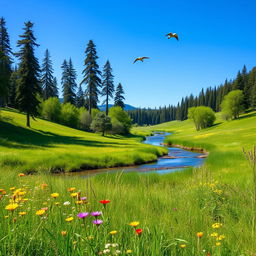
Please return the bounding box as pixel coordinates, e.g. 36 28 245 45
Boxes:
210 232 218 237
212 223 222 229
129 221 139 227
109 230 118 235
10 187 16 191
5 203 19 211
75 200 83 205
65 216 74 222
51 193 59 198
36 209 46 216
61 231 67 236
216 242 221 246
180 244 187 248
70 192 78 198
126 249 132 254
19 212 27 216
68 187 76 192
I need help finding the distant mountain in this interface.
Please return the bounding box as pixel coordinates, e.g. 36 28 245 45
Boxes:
58 99 136 111
98 104 137 111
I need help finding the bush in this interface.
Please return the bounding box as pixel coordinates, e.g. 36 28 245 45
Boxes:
109 106 132 134
188 106 216 131
79 108 92 131
221 90 244 120
60 103 79 128
41 97 61 122
90 112 112 136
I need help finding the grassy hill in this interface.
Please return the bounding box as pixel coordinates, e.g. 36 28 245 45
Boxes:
0 108 166 173
134 111 256 183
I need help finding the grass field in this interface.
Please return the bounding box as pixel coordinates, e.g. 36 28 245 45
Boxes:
0 109 256 255
0 108 166 173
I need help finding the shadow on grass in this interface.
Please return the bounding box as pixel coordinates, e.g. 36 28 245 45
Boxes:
0 120 133 149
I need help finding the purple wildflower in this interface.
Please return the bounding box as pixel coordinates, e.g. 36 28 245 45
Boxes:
91 211 102 217
93 219 103 226
77 212 89 219
81 197 87 201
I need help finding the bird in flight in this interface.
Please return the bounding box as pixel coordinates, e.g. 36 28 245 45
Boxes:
166 32 179 40
133 57 150 63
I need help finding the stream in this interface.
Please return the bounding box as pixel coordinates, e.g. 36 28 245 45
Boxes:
70 132 206 177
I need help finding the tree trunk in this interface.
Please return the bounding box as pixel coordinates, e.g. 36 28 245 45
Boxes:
26 113 30 127
106 95 109 116
102 130 105 136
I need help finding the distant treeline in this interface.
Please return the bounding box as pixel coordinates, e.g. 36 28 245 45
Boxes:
129 65 256 125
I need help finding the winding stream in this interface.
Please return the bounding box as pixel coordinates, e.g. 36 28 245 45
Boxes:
70 132 206 177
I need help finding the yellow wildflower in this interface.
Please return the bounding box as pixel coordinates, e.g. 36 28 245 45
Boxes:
126 249 132 254
129 221 139 227
68 187 76 192
19 212 27 216
61 231 67 236
5 203 19 211
18 173 25 177
212 223 222 229
210 232 218 237
109 230 118 235
216 242 221 246
180 244 187 248
70 192 78 198
51 193 59 198
196 232 203 238
65 217 74 222
36 209 46 216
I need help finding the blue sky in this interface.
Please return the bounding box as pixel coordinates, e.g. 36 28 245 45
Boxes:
2 0 256 107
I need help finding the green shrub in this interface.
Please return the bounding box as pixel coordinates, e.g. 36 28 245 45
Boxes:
41 97 61 122
188 106 216 130
109 106 132 134
90 112 112 136
79 108 92 131
60 103 79 128
221 90 244 120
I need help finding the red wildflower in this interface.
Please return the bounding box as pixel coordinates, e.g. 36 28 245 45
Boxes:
135 228 142 235
99 200 110 204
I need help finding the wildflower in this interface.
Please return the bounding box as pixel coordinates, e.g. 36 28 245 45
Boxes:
70 192 78 198
135 228 142 236
41 207 48 211
5 203 19 211
99 199 110 204
36 209 46 216
129 221 139 227
51 193 59 198
77 212 89 219
115 250 121 254
210 232 218 237
18 173 25 177
10 187 16 191
109 230 118 235
68 187 76 192
212 223 222 229
180 244 187 248
81 197 87 201
75 200 83 205
216 242 221 246
61 231 67 236
0 189 5 192
197 232 203 238
103 249 110 254
126 249 132 254
1 190 6 195
63 201 71 206
218 235 225 240
19 212 27 216
41 183 48 189
91 211 102 217
93 219 103 226
65 217 74 222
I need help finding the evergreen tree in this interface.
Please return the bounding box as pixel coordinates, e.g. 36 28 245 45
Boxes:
251 81 256 109
233 71 244 90
102 60 114 115
76 84 85 108
41 49 56 99
8 67 18 108
114 83 125 109
61 58 77 105
80 40 101 114
15 21 41 127
52 77 58 98
0 17 12 106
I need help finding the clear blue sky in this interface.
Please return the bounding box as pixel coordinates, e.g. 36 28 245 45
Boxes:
2 0 256 108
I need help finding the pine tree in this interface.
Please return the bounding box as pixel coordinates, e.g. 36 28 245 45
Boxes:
52 77 58 98
102 60 114 115
8 67 18 108
0 17 12 106
15 21 41 127
76 84 85 108
80 40 101 114
41 49 56 99
62 58 77 105
114 83 125 109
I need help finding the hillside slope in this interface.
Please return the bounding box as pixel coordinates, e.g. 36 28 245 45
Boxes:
134 111 256 182
0 109 166 173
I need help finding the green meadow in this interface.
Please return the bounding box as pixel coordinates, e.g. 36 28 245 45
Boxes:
0 108 166 173
1 109 256 255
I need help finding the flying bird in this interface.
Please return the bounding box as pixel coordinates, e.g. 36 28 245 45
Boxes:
166 32 179 40
133 57 150 63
